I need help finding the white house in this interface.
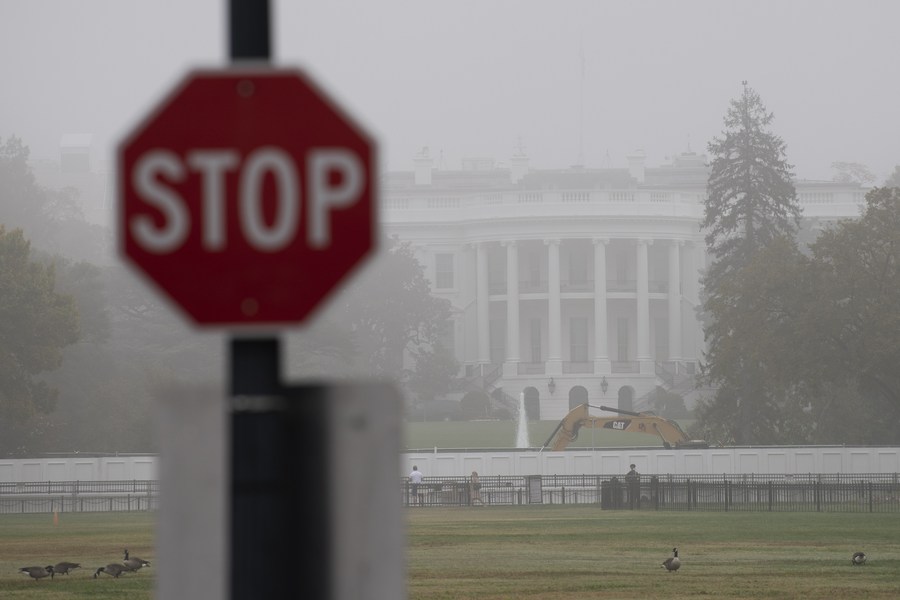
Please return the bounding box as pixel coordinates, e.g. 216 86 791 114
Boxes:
381 148 867 421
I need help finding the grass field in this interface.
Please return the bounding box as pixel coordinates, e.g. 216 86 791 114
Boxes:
2 508 898 599
408 507 900 599
0 512 155 599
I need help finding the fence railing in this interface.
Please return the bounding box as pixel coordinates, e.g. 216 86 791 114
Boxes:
5 475 899 514
0 480 158 514
404 473 900 513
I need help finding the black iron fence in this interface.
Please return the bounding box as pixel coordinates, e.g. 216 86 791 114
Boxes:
404 473 900 513
4 475 899 514
0 480 158 514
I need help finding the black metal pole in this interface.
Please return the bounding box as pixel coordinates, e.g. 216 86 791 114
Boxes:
227 7 330 598
229 0 271 61
229 1 275 595
229 339 331 600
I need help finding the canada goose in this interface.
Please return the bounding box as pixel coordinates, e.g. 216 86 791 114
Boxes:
851 551 867 566
53 562 81 575
94 563 128 579
123 549 151 571
19 565 54 580
662 547 681 572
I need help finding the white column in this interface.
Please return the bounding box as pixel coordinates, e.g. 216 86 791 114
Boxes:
684 241 699 305
683 241 701 363
504 240 520 368
592 238 610 373
476 242 490 365
667 240 682 361
546 239 562 374
636 239 652 372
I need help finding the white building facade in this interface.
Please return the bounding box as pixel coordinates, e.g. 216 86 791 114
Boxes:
382 150 867 421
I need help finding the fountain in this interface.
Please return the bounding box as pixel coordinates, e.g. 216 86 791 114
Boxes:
515 392 531 448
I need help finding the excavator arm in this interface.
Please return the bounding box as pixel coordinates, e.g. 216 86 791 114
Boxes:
541 404 708 451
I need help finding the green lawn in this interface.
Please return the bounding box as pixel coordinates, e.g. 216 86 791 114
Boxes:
408 507 900 599
0 512 155 599
4 504 895 599
404 419 689 450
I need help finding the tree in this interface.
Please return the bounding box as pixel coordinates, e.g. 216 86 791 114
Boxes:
885 165 900 188
337 240 453 380
0 137 44 236
648 386 689 419
798 187 900 442
284 239 457 411
407 346 460 407
696 237 812 444
830 161 876 185
0 136 109 265
0 227 80 451
699 83 802 444
695 187 900 445
460 391 490 420
703 83 801 289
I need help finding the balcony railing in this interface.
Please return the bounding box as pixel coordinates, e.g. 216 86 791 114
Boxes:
518 281 547 294
560 280 593 293
486 278 676 296
517 362 546 375
563 361 594 374
607 280 636 292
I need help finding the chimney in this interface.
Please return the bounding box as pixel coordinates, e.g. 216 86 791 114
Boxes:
626 149 646 183
414 146 433 186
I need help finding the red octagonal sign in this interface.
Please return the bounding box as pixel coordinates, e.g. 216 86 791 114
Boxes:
119 69 376 326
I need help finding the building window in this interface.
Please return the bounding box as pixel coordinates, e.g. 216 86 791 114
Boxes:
655 317 669 361
530 318 542 362
570 317 588 362
488 249 506 294
569 249 587 286
490 318 506 364
616 252 628 285
528 250 541 289
617 317 629 362
435 253 454 289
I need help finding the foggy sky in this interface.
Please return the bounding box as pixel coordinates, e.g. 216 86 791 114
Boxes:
2 0 899 182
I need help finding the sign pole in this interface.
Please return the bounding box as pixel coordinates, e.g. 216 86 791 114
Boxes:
122 2 378 595
229 0 270 60
229 339 330 599
228 5 329 599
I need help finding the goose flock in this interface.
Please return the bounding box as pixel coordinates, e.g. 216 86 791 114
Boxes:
658 548 869 573
19 549 150 581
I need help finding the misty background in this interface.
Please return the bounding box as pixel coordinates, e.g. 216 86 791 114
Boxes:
2 0 899 454
3 1 900 181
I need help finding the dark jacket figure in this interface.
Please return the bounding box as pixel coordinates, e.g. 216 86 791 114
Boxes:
625 464 640 508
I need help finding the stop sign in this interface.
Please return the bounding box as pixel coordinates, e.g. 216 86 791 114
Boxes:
119 69 376 326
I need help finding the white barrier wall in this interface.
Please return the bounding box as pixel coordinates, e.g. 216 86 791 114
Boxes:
3 447 900 482
0 456 158 483
402 447 900 478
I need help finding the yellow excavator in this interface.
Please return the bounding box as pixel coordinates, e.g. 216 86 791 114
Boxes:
541 403 709 451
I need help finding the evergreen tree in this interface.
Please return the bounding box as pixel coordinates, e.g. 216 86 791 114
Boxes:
703 83 801 288
699 83 802 444
0 226 80 453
